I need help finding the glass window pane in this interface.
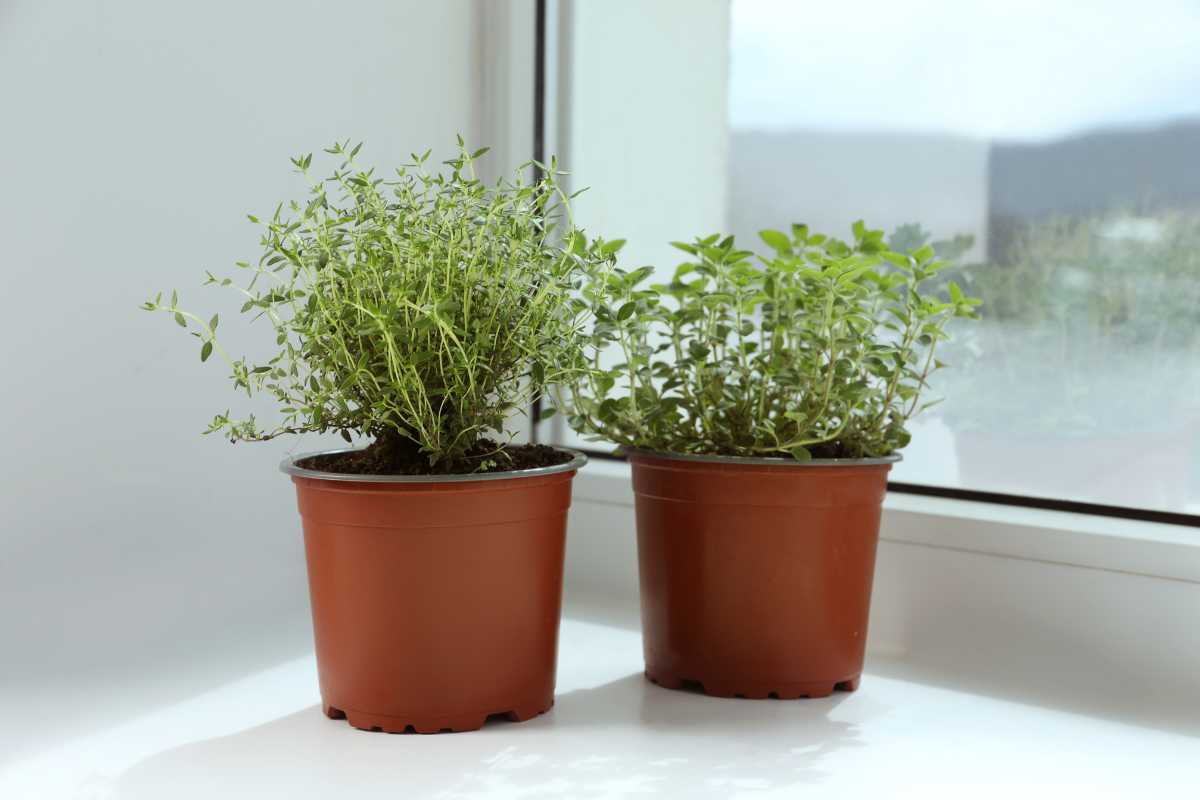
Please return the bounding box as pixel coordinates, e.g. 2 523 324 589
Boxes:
729 0 1200 512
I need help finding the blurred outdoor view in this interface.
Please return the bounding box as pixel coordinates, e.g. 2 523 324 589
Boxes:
729 0 1200 512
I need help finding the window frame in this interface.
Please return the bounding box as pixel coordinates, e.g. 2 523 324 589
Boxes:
527 0 1200 530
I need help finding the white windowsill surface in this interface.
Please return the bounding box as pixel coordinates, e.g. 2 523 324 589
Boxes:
4 618 1197 799
4 459 1197 798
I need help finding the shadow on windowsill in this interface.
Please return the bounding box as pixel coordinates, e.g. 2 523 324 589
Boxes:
112 672 868 798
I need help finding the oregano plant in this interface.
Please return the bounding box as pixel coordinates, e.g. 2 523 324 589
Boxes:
144 140 619 473
567 221 981 460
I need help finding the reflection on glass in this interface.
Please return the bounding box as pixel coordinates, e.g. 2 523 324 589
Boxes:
729 0 1200 511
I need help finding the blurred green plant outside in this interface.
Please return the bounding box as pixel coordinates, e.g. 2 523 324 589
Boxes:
895 210 1200 435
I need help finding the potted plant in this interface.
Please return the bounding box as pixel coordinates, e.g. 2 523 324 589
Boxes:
143 141 618 732
568 222 980 699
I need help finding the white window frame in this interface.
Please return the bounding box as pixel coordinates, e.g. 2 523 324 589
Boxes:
526 6 1200 713
533 0 1200 529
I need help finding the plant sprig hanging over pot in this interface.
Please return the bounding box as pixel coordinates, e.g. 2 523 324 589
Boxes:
143 138 619 472
567 221 981 460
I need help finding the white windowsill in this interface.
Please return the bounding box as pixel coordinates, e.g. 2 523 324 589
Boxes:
4 460 1197 797
6 618 1196 798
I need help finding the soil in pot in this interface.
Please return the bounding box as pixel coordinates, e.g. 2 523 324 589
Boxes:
286 448 582 733
628 451 893 700
296 434 571 476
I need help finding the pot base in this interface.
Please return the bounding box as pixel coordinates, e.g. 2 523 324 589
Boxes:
323 696 554 734
645 669 860 700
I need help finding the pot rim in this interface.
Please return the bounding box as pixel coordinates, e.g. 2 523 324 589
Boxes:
622 446 902 468
280 445 587 484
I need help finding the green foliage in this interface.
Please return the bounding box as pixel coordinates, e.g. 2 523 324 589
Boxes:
888 223 976 263
906 211 1200 434
567 222 981 459
143 140 616 468
951 212 1200 342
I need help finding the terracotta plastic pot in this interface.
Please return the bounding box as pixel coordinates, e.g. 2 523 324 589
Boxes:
627 449 897 699
281 448 585 733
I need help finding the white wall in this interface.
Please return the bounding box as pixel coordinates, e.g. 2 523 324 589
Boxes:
0 0 518 757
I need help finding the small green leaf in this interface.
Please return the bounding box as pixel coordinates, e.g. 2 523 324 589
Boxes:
174 312 186 328
789 446 812 462
617 302 636 321
600 238 626 257
837 263 874 286
209 314 219 332
627 265 655 286
200 341 213 362
569 232 587 257
758 229 791 253
912 244 935 263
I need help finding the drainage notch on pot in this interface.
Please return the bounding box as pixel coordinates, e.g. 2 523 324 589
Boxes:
283 447 586 733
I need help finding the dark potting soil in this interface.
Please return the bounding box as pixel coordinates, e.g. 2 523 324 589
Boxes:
296 436 572 477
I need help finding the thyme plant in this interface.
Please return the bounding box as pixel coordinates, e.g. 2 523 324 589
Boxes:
144 140 617 472
568 222 981 460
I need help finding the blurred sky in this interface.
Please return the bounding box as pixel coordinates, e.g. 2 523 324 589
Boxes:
730 0 1200 141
